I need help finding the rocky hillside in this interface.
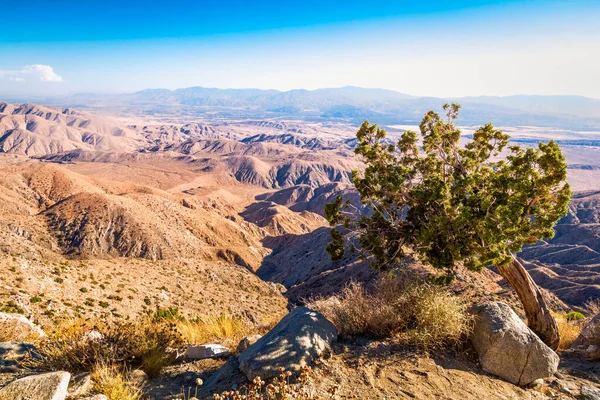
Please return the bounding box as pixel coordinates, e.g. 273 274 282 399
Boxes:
519 190 600 308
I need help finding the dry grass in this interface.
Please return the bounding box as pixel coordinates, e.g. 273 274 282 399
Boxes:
0 319 44 343
555 314 585 350
25 316 181 377
92 364 144 400
308 277 472 349
175 314 251 347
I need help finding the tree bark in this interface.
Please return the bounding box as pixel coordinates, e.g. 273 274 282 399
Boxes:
496 255 560 350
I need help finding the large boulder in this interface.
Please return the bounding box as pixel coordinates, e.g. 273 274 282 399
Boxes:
0 371 70 400
470 302 559 386
238 307 337 380
0 313 45 340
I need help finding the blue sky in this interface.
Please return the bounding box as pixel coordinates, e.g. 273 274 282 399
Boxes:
1 0 599 98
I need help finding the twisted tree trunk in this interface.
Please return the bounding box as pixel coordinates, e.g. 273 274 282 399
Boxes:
496 255 560 350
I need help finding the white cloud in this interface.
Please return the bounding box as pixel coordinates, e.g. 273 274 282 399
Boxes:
20 64 63 82
0 64 63 82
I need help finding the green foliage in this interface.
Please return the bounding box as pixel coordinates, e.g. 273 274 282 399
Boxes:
30 295 42 304
565 311 585 321
0 301 24 314
327 104 571 276
152 306 180 321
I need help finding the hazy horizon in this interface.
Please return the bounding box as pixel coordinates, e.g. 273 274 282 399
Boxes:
3 85 600 103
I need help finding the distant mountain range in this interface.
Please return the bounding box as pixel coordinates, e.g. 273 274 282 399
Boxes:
7 86 600 130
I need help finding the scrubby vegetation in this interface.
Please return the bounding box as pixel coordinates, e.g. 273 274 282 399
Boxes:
211 366 331 400
25 317 181 376
308 277 472 349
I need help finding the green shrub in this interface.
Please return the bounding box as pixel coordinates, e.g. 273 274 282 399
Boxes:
565 311 585 321
0 301 24 314
30 295 42 304
152 307 180 321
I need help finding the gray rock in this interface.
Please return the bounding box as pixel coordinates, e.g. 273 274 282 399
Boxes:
68 372 93 397
0 371 70 400
583 345 600 360
238 306 338 380
0 341 37 361
235 334 262 354
0 313 45 340
128 369 148 386
184 344 230 360
574 314 600 348
470 302 559 386
581 385 600 400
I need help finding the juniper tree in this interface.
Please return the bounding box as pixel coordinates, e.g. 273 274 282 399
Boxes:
326 104 571 349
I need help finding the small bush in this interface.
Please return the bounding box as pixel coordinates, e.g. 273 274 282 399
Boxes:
555 313 585 350
30 295 42 304
153 306 180 321
308 277 472 349
565 311 585 321
92 364 143 400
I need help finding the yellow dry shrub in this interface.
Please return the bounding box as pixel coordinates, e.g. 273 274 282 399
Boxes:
25 316 181 377
308 277 472 349
554 313 585 350
175 314 251 347
92 364 143 400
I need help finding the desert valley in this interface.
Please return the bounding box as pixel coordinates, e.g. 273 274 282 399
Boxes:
0 86 599 399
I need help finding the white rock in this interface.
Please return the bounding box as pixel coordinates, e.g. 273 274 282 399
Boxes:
184 344 230 360
0 371 70 400
80 330 104 342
